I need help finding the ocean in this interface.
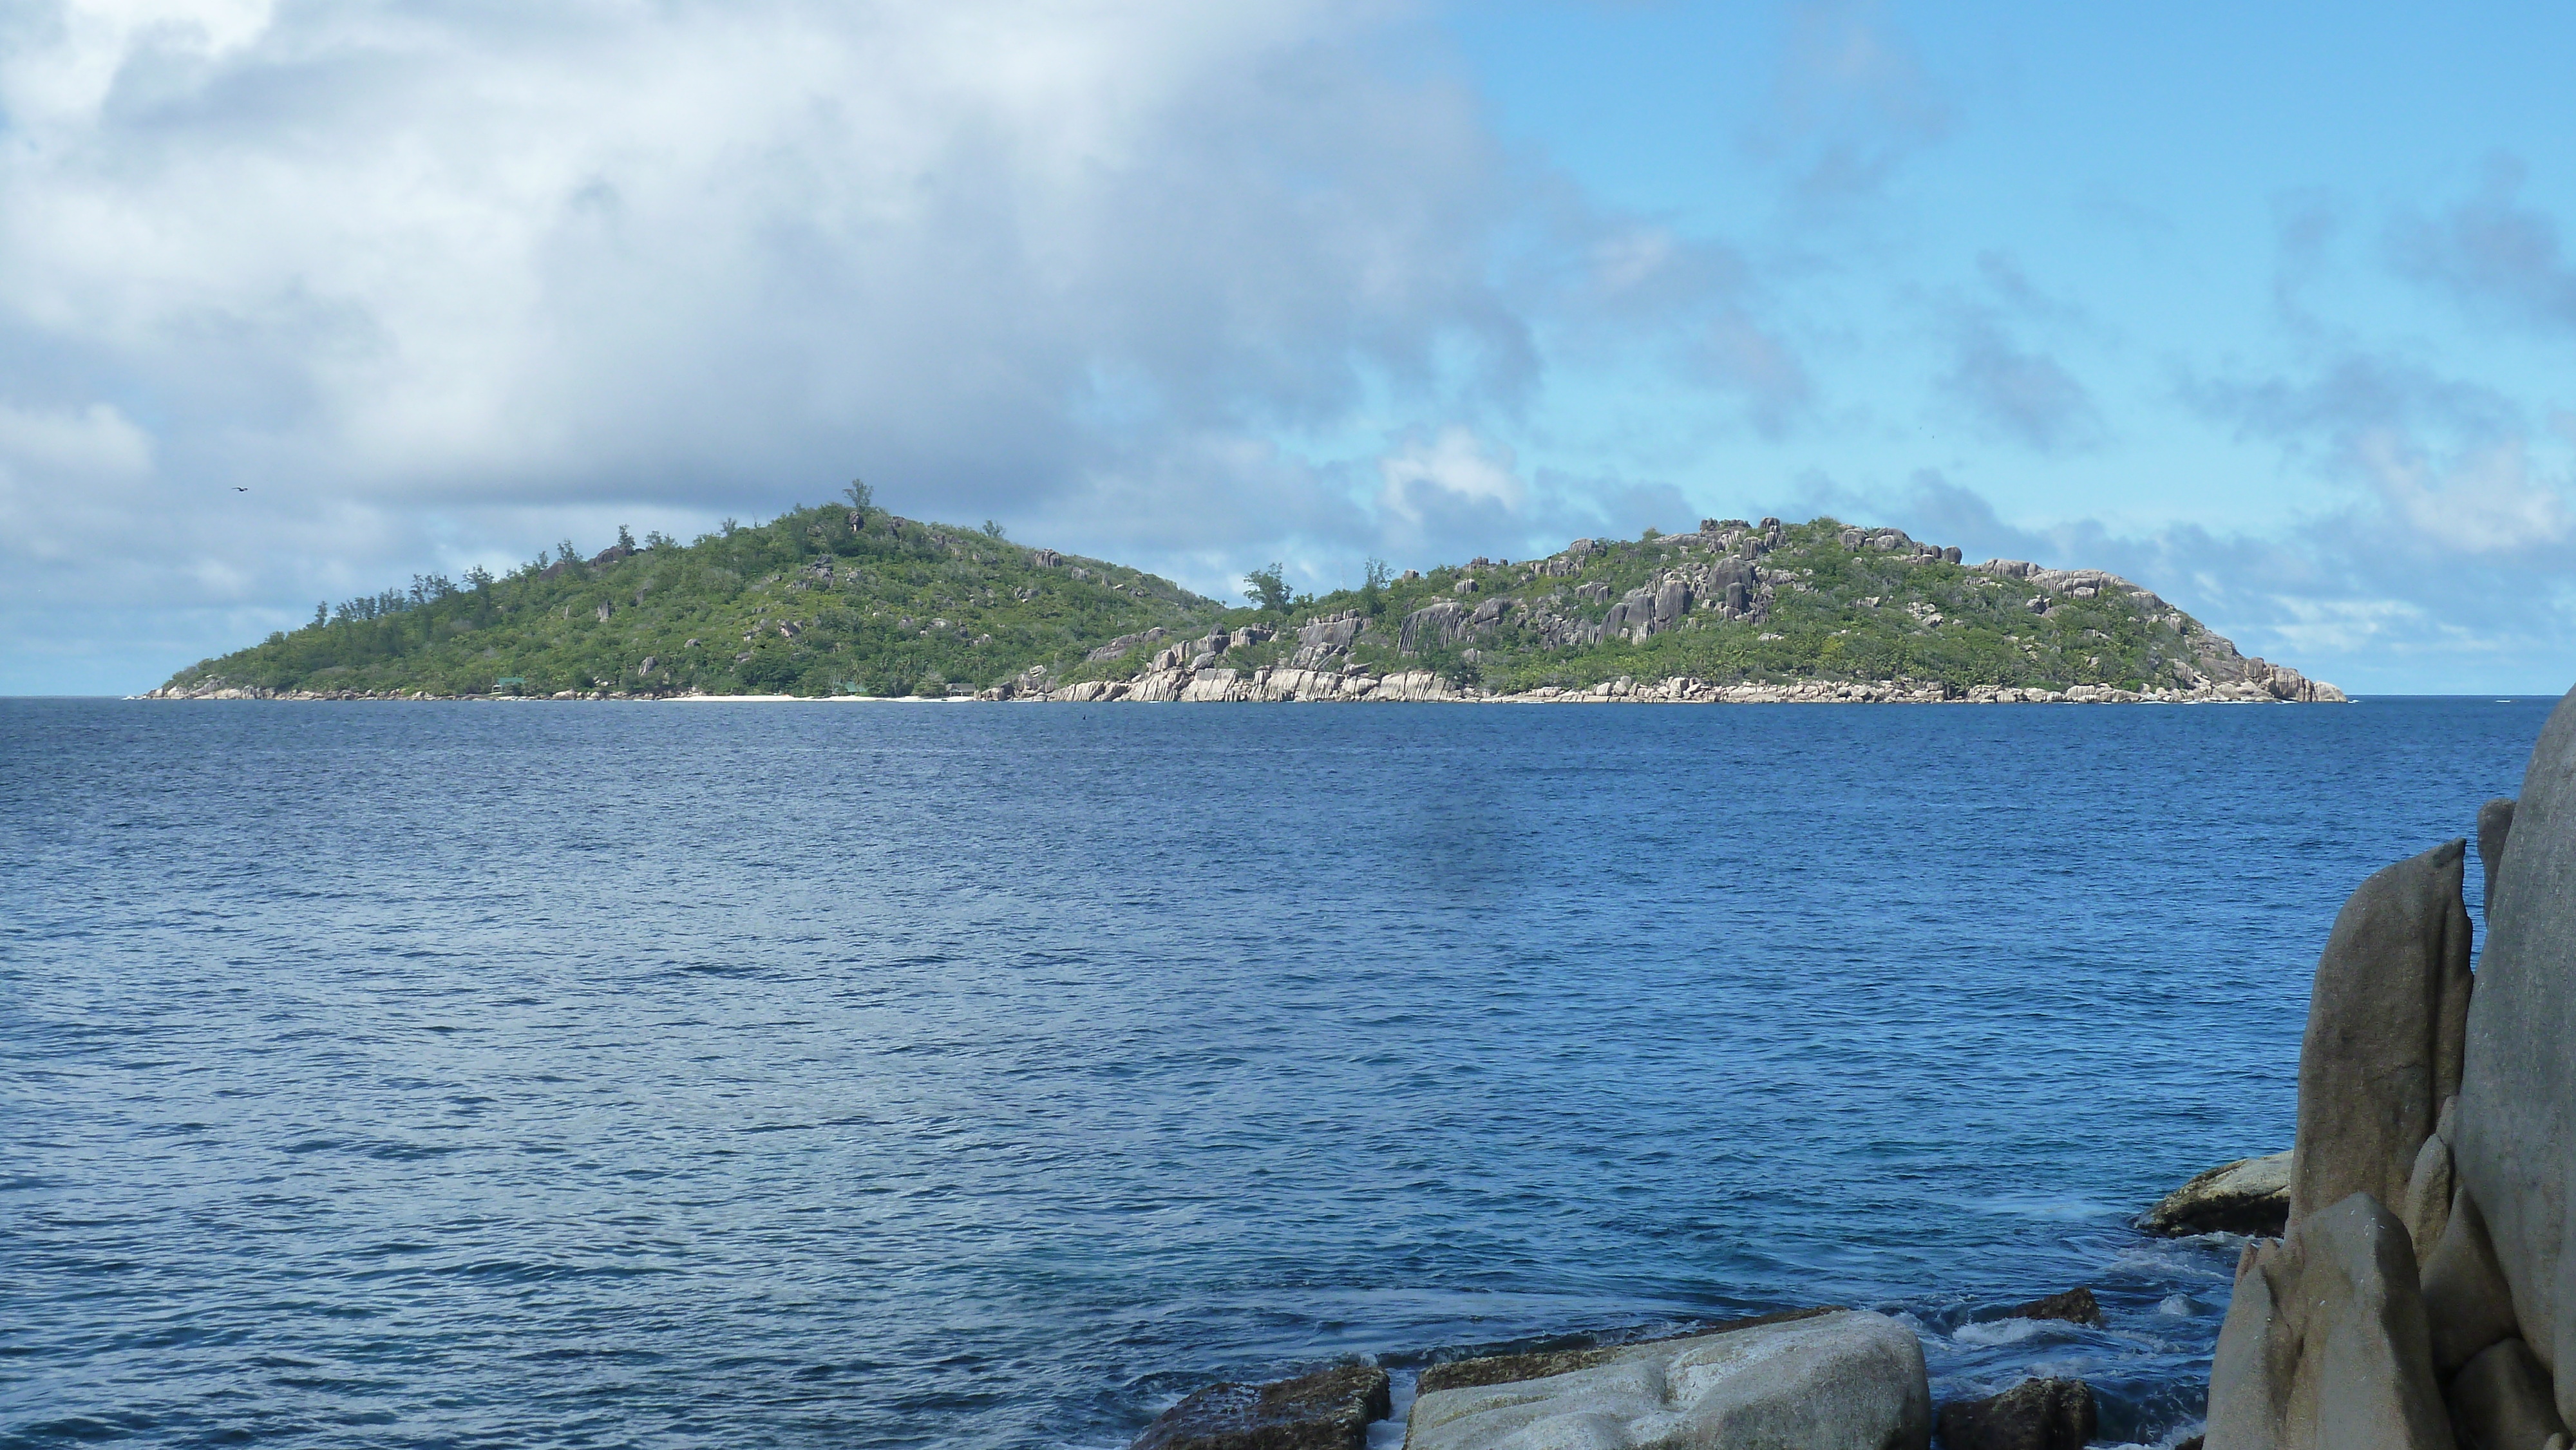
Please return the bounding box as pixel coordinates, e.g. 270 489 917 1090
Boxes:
1 694 2553 1447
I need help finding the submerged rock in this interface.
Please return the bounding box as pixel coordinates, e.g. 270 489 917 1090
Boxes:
2002 1287 2105 1328
2139 1151 2291 1237
1935 1377 2096 1450
1403 1309 1929 1450
1132 1362 1390 1450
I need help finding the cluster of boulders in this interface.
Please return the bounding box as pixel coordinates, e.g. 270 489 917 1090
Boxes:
1842 524 1964 562
143 680 460 701
1083 626 1166 662
1129 1294 2123 1450
1128 626 1280 672
971 669 2339 707
2193 697 2576 1449
1023 666 1466 704
148 668 2331 708
1491 519 1784 648
142 679 696 702
1971 561 2341 702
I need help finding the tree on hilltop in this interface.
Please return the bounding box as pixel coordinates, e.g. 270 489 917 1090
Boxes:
1244 563 1291 615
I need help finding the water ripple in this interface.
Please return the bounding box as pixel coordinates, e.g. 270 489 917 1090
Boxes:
0 696 2548 1448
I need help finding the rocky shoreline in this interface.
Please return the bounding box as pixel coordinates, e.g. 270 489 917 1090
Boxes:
1106 1152 2277 1450
140 672 2342 706
1128 1286 2138 1450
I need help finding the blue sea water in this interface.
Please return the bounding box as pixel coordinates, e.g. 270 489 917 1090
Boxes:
0 695 2556 1449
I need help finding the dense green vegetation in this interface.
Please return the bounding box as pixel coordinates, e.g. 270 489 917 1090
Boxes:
162 510 2235 698
1252 519 2222 695
164 499 1226 697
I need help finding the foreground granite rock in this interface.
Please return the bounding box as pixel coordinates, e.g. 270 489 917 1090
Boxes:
1934 1377 2095 1450
2205 1192 2452 1450
1402 1309 1929 1450
1133 1363 1390 1450
2447 1337 2570 1450
2287 840 2473 1227
2139 1151 2292 1237
2456 688 2576 1429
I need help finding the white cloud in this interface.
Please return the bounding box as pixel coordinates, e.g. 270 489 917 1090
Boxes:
0 0 1597 686
11 1 2576 697
2354 428 2572 555
1749 0 1951 207
0 400 153 482
1377 426 1526 525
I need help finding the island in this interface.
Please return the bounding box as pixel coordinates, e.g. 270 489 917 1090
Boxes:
147 503 2344 704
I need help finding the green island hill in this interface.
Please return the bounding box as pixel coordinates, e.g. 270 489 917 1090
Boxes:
148 503 2345 704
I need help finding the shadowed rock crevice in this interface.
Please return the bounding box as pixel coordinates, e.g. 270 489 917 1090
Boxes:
2479 798 2516 920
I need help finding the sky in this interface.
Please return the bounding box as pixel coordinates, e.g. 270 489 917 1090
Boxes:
3 1 2573 695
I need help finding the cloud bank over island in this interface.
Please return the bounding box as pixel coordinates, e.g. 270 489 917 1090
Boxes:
2 0 2571 693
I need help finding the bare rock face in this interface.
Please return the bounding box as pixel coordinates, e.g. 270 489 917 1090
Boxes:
2204 1192 2454 1450
1132 1362 1390 1450
2456 688 2576 1426
1402 1310 1929 1450
1934 1377 2095 1450
1398 601 1472 653
2288 840 2474 1227
2141 1151 2292 1237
